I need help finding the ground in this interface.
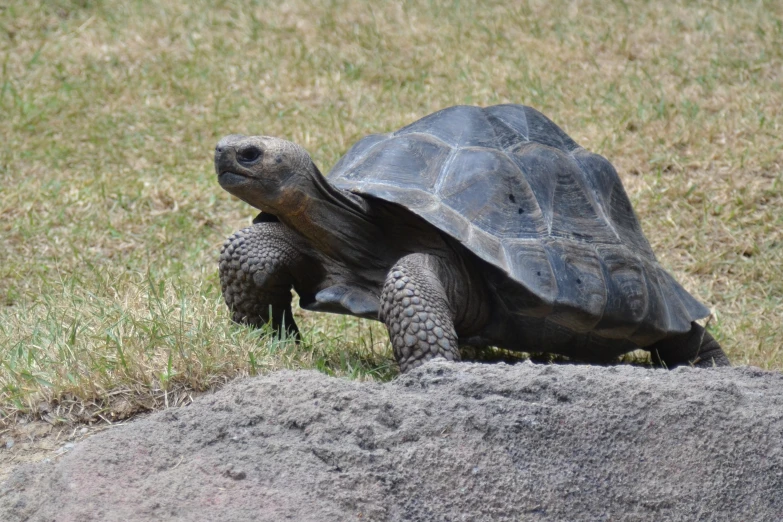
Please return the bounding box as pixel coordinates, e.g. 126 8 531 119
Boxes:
0 420 110 483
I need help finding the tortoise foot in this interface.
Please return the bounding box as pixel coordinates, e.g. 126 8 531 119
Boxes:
648 322 730 368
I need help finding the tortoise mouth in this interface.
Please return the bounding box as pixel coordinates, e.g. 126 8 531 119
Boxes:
218 170 252 187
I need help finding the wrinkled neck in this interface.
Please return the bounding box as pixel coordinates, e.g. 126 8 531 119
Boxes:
277 164 385 265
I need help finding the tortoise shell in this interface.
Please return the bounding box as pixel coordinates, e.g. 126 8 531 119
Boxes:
328 104 708 346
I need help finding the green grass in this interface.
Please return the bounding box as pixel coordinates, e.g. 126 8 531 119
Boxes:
1 0 781 423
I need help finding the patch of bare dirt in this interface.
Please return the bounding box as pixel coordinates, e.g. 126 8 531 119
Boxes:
0 420 114 483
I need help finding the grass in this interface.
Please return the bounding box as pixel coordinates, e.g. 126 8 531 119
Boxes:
1 0 781 424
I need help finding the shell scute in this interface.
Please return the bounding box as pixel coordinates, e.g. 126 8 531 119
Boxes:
329 133 390 176
549 152 619 243
502 240 557 312
339 134 449 191
439 148 546 239
396 105 499 148
592 244 649 339
629 268 675 345
572 149 656 259
545 241 607 333
520 105 579 151
484 104 530 145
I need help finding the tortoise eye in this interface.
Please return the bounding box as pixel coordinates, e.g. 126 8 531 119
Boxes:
237 146 262 163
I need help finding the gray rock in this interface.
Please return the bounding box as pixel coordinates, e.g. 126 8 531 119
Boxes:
2 362 782 521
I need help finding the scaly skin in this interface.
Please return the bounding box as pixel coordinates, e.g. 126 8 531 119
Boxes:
379 254 461 372
647 322 730 368
219 222 305 338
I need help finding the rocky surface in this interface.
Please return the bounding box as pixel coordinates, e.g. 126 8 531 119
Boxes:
2 361 782 521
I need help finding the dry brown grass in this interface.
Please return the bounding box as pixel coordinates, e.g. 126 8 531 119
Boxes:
1 0 781 424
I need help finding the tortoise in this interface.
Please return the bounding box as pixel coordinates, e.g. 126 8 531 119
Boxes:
215 104 729 372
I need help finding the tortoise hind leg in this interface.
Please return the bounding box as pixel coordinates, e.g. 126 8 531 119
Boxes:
647 322 730 368
380 254 460 372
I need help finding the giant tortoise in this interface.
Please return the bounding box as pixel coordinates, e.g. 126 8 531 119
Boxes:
215 104 729 372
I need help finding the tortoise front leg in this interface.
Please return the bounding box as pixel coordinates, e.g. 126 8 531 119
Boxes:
380 253 460 372
219 222 304 339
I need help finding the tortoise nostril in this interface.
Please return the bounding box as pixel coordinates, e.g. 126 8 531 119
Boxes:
216 146 224 153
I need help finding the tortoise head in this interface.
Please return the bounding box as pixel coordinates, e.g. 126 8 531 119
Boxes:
215 135 314 214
